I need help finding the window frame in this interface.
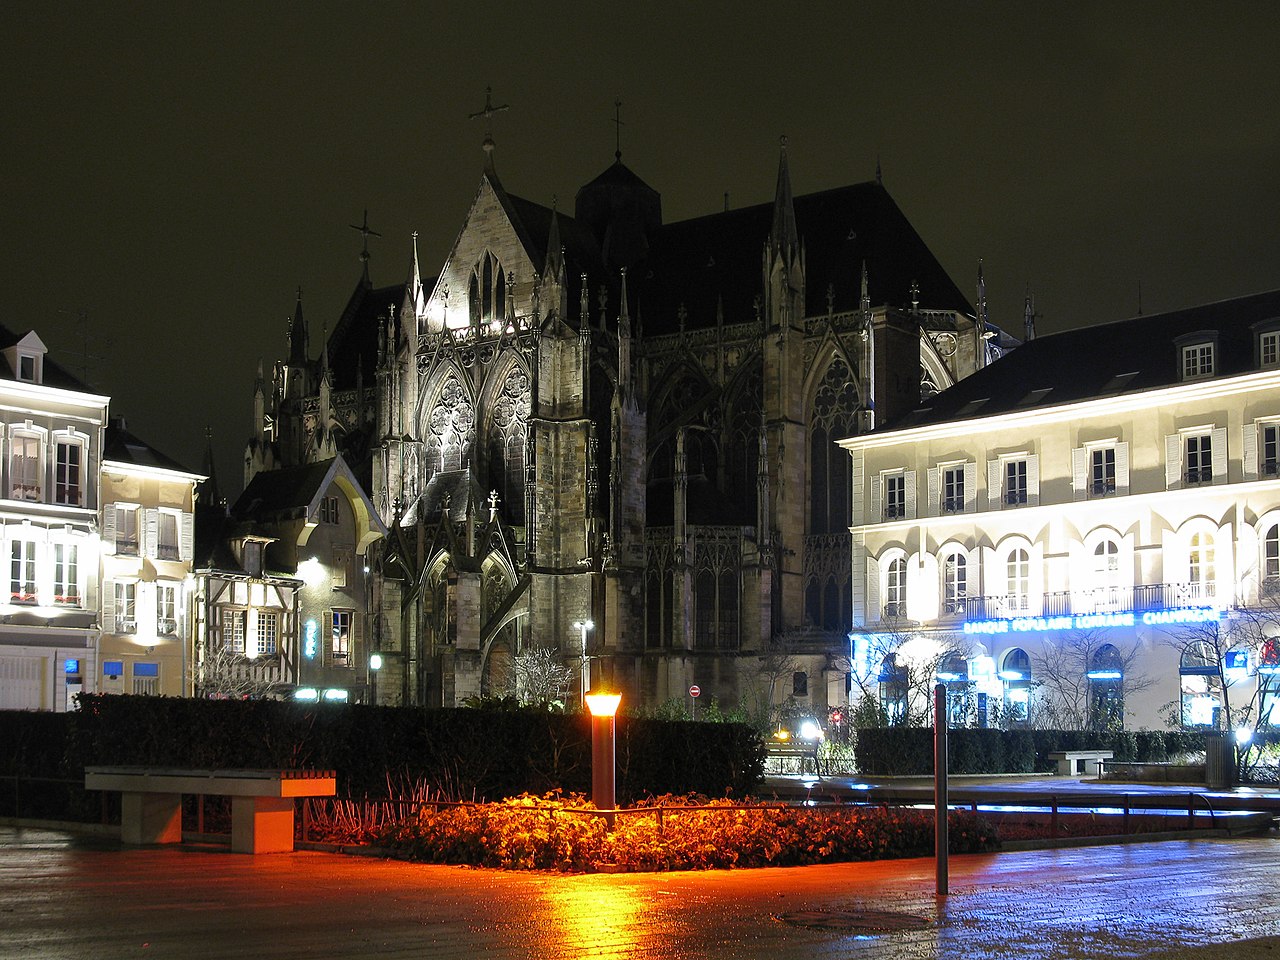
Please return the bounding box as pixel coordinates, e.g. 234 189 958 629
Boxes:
53 541 79 606
9 539 36 603
9 429 43 502
1181 342 1215 380
53 434 85 506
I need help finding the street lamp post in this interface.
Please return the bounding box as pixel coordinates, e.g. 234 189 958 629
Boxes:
369 652 383 705
584 690 621 828
572 619 594 708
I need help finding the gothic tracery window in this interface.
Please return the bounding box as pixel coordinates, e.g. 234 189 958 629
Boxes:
809 357 859 534
487 366 530 522
426 375 475 474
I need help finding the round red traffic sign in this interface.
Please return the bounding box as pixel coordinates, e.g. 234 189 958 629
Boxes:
689 685 701 698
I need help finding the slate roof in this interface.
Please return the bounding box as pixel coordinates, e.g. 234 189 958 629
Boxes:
887 288 1280 432
637 181 973 336
0 323 99 393
327 279 410 393
104 423 201 476
232 459 338 522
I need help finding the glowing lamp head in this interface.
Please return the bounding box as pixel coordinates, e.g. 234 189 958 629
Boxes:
369 653 383 671
1235 727 1254 746
584 691 621 717
773 728 790 741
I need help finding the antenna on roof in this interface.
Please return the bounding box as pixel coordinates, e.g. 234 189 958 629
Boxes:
57 307 110 388
1137 279 1143 316
612 98 624 161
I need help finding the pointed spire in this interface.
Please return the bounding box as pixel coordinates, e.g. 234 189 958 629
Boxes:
618 267 630 336
1024 292 1037 342
860 261 871 321
403 231 426 323
320 321 330 382
288 287 308 365
770 135 799 255
545 200 564 278
976 259 989 327
876 155 883 185
200 425 224 513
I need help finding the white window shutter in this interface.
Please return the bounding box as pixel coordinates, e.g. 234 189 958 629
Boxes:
870 475 881 520
180 512 194 562
850 453 864 525
963 462 977 513
102 579 115 628
1072 448 1087 501
144 508 159 559
1116 442 1130 496
904 470 916 520
866 554 881 623
102 504 117 556
987 459 1001 509
138 581 156 640
1244 423 1259 479
1165 435 1182 490
1212 426 1228 483
1027 455 1040 507
927 467 940 516
175 581 186 639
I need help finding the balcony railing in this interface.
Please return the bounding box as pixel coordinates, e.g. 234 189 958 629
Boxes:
961 581 1218 621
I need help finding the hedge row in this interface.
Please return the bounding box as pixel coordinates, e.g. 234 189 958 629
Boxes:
853 727 1213 776
1 696 765 816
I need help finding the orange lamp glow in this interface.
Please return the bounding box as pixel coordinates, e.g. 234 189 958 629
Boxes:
584 692 622 717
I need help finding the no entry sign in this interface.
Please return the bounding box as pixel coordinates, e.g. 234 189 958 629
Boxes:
689 685 701 698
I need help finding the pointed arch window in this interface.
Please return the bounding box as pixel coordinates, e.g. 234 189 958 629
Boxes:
809 357 859 534
469 252 507 325
487 367 530 522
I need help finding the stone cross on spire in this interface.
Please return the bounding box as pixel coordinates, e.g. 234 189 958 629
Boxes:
469 86 510 169
349 210 381 279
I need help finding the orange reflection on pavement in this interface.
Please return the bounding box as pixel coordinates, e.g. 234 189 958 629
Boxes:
533 876 653 959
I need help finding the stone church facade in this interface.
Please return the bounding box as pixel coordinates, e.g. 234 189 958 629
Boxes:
245 140 1010 716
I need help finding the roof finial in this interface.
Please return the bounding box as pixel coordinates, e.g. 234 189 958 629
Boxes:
876 155 883 185
469 85 510 172
612 98 624 161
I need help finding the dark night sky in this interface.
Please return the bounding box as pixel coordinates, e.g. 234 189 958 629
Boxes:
5 3 1280 498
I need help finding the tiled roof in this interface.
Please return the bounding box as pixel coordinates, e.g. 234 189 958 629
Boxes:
0 322 100 393
888 288 1280 431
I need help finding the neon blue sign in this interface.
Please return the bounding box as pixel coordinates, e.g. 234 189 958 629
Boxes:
963 606 1221 636
304 619 319 659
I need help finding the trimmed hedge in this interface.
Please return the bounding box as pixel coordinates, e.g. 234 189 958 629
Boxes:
22 695 765 808
854 727 1213 776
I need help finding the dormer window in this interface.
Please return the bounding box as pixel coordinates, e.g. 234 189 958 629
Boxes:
1175 330 1219 382
1182 343 1214 379
1262 331 1280 368
3 332 48 385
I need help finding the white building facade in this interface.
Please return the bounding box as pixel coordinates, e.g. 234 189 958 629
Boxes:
0 332 107 711
842 290 1280 732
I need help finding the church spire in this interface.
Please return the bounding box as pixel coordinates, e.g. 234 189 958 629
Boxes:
1024 291 1037 342
288 287 308 365
769 135 799 255
401 230 426 326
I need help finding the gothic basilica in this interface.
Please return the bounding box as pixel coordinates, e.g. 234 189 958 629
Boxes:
244 131 1011 714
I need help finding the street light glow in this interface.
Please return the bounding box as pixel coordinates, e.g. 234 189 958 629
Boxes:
584 691 621 717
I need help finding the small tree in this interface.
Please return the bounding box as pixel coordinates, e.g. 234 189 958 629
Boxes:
1034 628 1151 731
196 644 282 700
512 646 573 706
845 619 970 727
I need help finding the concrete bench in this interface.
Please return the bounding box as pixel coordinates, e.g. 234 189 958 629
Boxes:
1047 750 1114 777
84 766 336 854
765 743 821 776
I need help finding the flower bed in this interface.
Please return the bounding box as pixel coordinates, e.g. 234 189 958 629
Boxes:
330 794 999 872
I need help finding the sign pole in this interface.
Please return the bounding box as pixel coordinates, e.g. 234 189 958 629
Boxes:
689 684 700 721
934 682 949 896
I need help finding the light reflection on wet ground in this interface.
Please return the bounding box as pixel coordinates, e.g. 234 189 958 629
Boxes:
2 826 1279 959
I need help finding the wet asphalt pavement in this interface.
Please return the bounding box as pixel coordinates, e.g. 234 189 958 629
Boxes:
2 825 1279 959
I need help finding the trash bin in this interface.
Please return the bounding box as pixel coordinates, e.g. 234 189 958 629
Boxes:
1204 732 1235 788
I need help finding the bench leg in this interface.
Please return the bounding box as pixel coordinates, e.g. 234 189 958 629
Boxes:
231 796 296 854
121 791 182 845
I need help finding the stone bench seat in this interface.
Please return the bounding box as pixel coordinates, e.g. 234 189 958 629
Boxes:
1047 750 1114 777
84 766 337 854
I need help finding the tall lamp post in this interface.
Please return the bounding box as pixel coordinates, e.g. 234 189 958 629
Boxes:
584 690 620 828
572 619 594 708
